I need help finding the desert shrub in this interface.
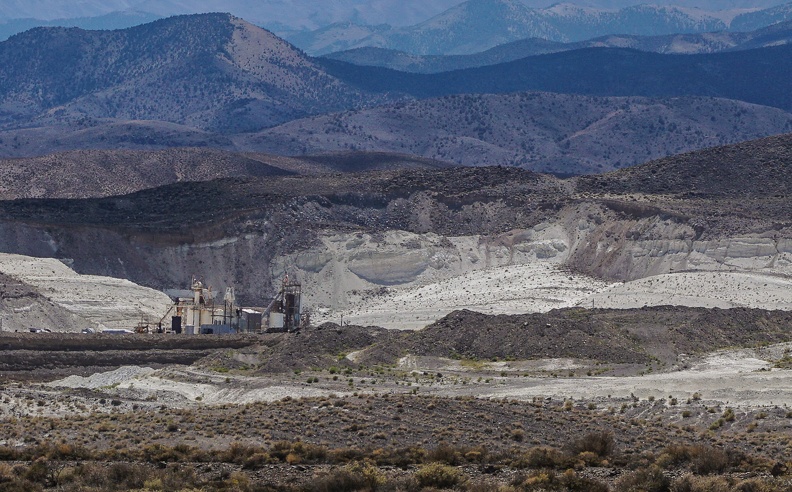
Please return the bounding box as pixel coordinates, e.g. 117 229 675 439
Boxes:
0 477 42 492
223 471 252 492
242 452 276 470
0 463 14 483
670 474 731 492
415 462 466 489
656 444 731 474
657 444 694 469
69 463 107 488
427 443 463 465
303 462 384 492
327 447 368 465
346 461 386 490
517 469 608 492
22 459 49 485
105 463 151 490
0 447 16 461
267 441 327 464
558 470 609 492
291 441 328 463
222 442 266 464
567 431 614 457
303 468 368 492
158 465 199 491
614 465 670 492
512 447 573 470
733 478 784 492
370 446 427 467
690 446 730 475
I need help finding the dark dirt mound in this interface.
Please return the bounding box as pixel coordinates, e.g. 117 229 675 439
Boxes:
359 307 792 366
204 323 402 373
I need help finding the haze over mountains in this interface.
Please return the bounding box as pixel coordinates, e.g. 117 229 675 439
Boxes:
291 0 792 56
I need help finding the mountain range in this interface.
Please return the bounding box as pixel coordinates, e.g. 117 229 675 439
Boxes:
290 0 792 55
0 13 387 133
2 13 792 177
324 19 792 73
0 1 463 29
319 44 792 112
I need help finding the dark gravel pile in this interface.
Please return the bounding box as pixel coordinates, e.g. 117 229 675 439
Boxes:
360 306 792 365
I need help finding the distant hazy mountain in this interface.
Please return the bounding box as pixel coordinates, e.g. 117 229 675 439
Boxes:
318 44 792 112
291 0 792 55
730 2 792 30
0 13 388 133
0 11 161 42
0 1 464 30
237 93 792 174
324 20 792 73
3 1 787 24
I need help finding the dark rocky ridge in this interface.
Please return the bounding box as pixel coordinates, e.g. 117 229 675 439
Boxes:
0 148 454 199
576 133 792 197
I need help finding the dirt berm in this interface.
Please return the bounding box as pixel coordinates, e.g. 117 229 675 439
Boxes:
0 333 261 377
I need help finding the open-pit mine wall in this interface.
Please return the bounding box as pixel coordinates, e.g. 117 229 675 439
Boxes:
1 199 789 325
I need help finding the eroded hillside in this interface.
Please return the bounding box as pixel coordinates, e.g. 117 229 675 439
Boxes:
0 134 790 324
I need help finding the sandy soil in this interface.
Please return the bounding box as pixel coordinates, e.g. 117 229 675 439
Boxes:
589 270 792 310
23 341 792 416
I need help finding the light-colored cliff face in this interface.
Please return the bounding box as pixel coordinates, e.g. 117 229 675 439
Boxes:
567 219 792 280
0 253 172 332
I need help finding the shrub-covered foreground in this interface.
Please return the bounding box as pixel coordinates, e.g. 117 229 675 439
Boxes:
0 437 789 491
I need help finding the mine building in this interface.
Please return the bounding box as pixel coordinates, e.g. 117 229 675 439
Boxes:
147 275 304 334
